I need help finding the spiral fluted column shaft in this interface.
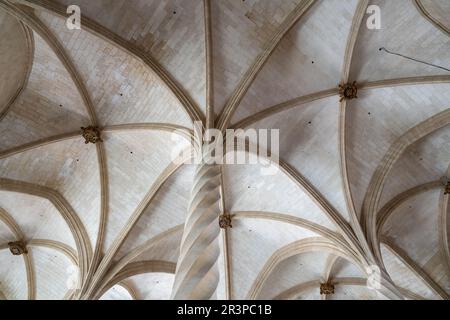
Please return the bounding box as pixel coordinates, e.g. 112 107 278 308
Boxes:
171 143 222 300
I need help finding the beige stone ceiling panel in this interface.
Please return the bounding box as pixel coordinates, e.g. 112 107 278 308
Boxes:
32 246 73 300
115 164 193 262
330 257 365 279
382 189 439 269
35 10 192 128
293 286 321 300
0 250 27 300
328 285 382 300
346 84 450 214
223 160 336 230
248 96 350 220
100 284 133 300
55 0 206 112
350 0 450 82
0 138 101 247
229 218 319 299
0 191 76 248
381 243 438 300
0 219 14 243
231 0 359 124
0 11 30 119
130 227 182 264
127 273 174 300
211 0 303 115
425 257 450 294
0 31 90 151
379 125 450 209
381 189 450 294
102 130 189 251
258 251 330 299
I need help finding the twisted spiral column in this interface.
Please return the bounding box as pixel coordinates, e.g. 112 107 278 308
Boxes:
171 143 222 300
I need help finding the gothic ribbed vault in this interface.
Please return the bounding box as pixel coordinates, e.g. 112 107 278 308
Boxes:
0 0 449 300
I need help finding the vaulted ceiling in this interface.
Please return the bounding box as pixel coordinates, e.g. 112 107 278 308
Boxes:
0 0 449 300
